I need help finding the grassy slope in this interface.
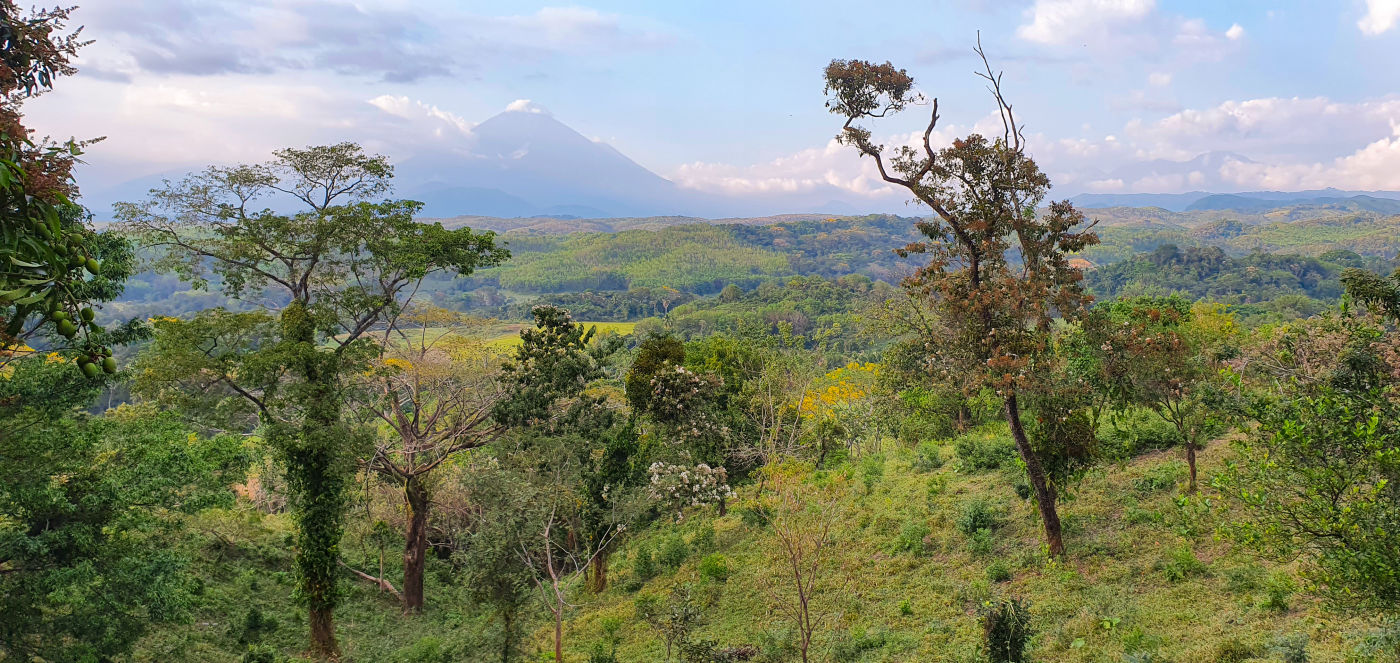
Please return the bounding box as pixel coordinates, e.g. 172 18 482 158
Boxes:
134 424 1375 662
551 425 1370 663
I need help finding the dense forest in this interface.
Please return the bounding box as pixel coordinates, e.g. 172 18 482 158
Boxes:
4 5 1400 663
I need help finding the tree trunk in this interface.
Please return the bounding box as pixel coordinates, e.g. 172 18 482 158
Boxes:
1185 441 1198 494
403 477 430 613
554 606 564 663
500 607 515 663
718 494 727 517
1004 394 1065 557
587 548 608 593
310 607 339 661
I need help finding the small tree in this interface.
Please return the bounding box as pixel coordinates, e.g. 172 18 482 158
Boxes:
757 465 847 663
1078 296 1237 491
356 306 507 612
120 144 506 658
823 43 1098 555
518 495 620 663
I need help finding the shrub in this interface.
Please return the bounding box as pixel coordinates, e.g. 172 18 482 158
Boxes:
1100 408 1181 459
739 502 772 528
633 543 657 581
987 561 1012 583
981 598 1033 663
659 534 690 571
1157 545 1206 582
1212 637 1257 663
859 454 885 494
1350 618 1400 662
233 606 279 645
1223 564 1264 593
698 554 729 583
690 522 716 553
1262 572 1295 612
955 433 1016 471
755 629 798 663
968 528 995 556
898 599 913 616
241 645 278 663
396 636 449 663
913 441 945 471
1268 633 1308 663
890 519 931 556
925 474 947 498
1013 481 1032 500
1132 461 1186 494
831 627 887 663
957 500 1002 536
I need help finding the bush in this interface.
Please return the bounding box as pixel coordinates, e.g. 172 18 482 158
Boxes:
633 543 657 581
1268 633 1308 663
738 501 772 528
698 554 730 583
233 606 279 645
659 534 690 571
1262 572 1295 612
925 474 947 498
1223 564 1264 593
1350 618 1400 662
1212 637 1257 663
241 645 278 663
890 519 931 556
831 627 887 663
954 432 1016 471
969 528 995 556
987 561 1012 583
1157 545 1206 582
690 522 716 553
1132 461 1186 494
981 598 1034 663
898 599 913 616
957 500 1002 536
859 455 885 494
913 441 945 471
1100 409 1181 459
396 636 449 663
1013 481 1032 500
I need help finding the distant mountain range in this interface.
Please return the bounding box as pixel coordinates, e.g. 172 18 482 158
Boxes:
1070 189 1400 213
78 106 1400 222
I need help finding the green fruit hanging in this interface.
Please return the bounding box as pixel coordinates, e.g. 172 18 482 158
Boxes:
80 307 94 322
85 258 101 275
81 361 101 378
56 319 78 337
101 356 117 374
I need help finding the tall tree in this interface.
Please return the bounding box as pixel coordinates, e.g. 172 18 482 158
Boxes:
822 46 1097 555
356 307 507 613
118 146 506 659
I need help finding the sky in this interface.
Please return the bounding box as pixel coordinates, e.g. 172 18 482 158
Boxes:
28 0 1400 207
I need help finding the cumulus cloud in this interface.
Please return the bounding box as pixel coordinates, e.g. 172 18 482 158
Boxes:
1015 0 1240 63
1359 0 1400 35
367 95 474 138
1016 0 1156 45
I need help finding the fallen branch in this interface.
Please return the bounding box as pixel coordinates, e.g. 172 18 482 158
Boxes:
339 561 403 601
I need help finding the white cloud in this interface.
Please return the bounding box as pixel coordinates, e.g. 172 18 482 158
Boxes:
1016 0 1155 45
367 95 474 137
671 114 1006 198
1225 23 1245 39
1359 0 1400 35
504 99 551 115
1148 72 1172 87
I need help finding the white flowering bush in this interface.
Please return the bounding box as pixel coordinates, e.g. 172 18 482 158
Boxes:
647 461 734 521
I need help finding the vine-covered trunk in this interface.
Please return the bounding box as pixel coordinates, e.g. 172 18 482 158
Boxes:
403 477 430 612
1004 393 1065 556
587 549 608 593
281 301 349 661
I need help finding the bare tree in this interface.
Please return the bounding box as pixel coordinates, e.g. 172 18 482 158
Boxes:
519 499 620 663
355 305 507 612
757 469 848 663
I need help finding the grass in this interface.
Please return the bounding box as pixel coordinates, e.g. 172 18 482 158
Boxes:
133 424 1374 662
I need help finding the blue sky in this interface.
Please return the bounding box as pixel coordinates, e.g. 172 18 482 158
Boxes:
32 0 1400 205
